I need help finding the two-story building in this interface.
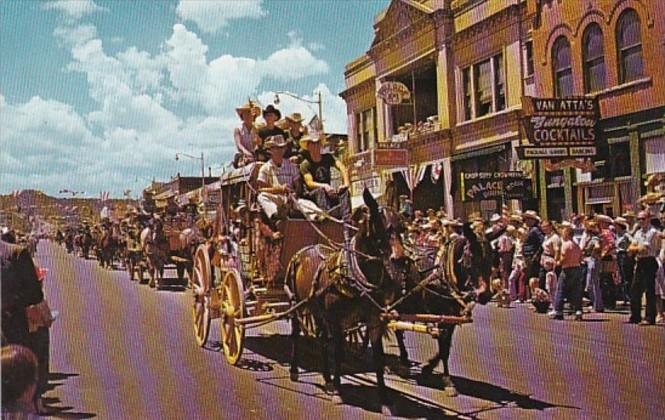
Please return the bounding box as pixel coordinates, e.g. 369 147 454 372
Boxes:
341 0 537 219
529 0 665 218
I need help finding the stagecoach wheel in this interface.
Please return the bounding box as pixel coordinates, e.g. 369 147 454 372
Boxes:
191 266 211 347
220 269 245 365
191 245 212 347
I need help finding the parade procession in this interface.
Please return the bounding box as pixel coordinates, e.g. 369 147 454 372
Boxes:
2 1 665 419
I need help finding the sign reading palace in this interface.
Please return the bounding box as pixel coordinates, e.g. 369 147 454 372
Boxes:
461 172 533 202
519 97 599 159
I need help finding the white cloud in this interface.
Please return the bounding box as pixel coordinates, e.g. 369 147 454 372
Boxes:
307 42 325 52
176 0 266 34
42 0 107 21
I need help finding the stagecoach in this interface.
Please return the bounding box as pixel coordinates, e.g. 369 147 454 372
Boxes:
190 162 346 364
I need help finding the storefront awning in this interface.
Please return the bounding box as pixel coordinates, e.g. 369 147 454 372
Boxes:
585 197 612 205
451 144 507 162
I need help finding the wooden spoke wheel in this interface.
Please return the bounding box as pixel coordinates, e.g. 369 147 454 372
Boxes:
220 269 245 365
192 245 211 347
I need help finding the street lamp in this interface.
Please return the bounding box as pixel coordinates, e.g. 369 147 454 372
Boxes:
175 152 205 204
273 91 323 131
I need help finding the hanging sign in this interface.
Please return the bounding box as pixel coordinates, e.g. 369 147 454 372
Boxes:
377 81 411 106
461 172 532 202
518 96 599 159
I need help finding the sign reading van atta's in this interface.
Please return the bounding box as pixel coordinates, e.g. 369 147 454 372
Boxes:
518 96 599 159
460 172 533 202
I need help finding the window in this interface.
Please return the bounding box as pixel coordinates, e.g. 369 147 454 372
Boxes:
524 41 534 77
552 36 573 97
583 24 606 93
354 108 375 152
494 53 506 112
461 52 505 121
616 9 644 84
462 67 472 121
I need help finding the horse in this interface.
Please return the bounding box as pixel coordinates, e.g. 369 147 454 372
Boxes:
286 189 406 413
140 220 169 289
392 222 495 397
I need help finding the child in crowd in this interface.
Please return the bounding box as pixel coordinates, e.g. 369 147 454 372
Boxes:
491 278 511 308
543 258 558 297
529 277 551 314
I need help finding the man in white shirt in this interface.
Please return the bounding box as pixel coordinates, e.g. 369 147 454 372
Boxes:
629 211 660 325
256 135 323 224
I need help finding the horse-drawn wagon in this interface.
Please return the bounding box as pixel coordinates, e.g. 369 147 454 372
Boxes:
190 162 345 363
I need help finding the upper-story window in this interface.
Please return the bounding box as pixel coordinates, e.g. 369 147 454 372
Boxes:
524 40 535 77
354 107 376 153
583 24 606 93
461 53 506 121
616 9 644 84
552 36 573 97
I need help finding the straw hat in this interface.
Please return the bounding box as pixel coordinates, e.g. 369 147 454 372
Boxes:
595 214 613 225
264 134 288 149
523 210 541 222
235 101 260 119
299 131 326 150
613 217 629 228
285 112 304 123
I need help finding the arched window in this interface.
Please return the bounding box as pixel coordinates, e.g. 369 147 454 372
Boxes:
616 9 644 84
552 36 573 97
583 24 606 93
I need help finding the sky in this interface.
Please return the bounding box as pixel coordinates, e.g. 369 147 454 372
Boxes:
0 0 389 198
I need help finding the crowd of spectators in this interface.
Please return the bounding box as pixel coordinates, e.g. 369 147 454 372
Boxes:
397 197 665 325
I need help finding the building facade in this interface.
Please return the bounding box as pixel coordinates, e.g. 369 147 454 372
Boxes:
529 0 665 219
341 0 537 218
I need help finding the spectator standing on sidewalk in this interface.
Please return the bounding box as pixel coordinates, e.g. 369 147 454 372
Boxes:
551 226 584 320
614 217 633 305
581 221 604 313
629 211 660 325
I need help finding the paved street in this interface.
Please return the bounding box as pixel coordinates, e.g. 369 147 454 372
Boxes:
36 241 664 419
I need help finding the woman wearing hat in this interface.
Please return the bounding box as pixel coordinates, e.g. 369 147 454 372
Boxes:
233 101 261 168
256 105 286 163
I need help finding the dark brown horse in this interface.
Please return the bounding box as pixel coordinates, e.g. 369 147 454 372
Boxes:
392 222 494 397
286 189 405 412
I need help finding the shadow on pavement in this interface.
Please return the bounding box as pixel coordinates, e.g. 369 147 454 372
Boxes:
43 372 97 419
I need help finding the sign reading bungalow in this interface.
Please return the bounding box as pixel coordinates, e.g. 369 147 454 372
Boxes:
518 97 599 159
461 172 533 202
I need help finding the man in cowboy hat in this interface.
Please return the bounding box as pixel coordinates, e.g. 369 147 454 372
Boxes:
596 214 618 308
284 112 307 159
257 135 323 225
233 101 261 168
257 105 286 162
299 131 350 215
614 216 633 304
522 210 544 281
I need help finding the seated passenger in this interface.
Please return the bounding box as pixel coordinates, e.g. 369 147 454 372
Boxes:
256 105 286 163
299 132 350 217
257 135 326 224
233 101 261 168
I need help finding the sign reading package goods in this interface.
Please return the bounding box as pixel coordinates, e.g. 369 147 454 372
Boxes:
461 172 532 202
519 96 599 159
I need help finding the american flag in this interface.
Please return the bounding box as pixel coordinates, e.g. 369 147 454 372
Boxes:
100 191 110 202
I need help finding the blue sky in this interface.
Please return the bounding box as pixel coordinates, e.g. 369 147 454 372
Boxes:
0 0 389 198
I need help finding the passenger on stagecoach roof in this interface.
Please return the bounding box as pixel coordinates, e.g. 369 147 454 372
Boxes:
299 132 350 214
233 101 261 167
283 112 307 159
256 105 286 163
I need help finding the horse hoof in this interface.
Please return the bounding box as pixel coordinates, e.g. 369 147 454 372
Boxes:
324 382 336 394
289 371 299 382
444 386 459 397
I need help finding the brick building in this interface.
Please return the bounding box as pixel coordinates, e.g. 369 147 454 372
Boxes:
529 0 665 218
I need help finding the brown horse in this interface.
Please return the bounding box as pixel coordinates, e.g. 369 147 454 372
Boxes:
140 220 169 288
286 189 405 412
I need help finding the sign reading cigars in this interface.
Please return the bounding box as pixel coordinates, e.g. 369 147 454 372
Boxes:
461 171 532 202
519 96 599 159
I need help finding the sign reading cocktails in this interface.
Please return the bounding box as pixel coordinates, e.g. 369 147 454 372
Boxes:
461 172 532 202
519 97 599 159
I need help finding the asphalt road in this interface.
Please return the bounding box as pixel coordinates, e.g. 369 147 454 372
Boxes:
35 241 665 419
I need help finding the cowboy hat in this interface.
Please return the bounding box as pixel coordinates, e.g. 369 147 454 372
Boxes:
447 219 463 227
613 217 629 228
509 214 523 224
262 105 282 120
298 131 325 150
622 210 636 218
523 210 541 222
489 213 502 223
285 112 304 123
235 101 260 118
595 214 613 225
264 134 288 149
